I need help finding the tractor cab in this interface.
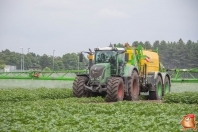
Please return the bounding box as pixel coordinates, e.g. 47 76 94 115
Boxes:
94 47 125 75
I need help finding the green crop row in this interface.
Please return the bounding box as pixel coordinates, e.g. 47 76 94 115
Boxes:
0 88 105 103
0 99 197 132
1 88 198 104
0 88 198 131
163 92 198 104
0 88 73 102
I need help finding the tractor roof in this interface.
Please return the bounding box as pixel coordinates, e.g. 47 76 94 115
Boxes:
95 47 125 51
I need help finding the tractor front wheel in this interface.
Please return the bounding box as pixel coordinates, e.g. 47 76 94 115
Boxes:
106 77 124 102
72 76 89 97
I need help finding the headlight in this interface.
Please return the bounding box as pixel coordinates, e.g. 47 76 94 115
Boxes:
97 76 102 80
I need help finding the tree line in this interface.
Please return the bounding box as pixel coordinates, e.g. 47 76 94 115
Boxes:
0 51 88 71
132 39 198 69
0 39 198 70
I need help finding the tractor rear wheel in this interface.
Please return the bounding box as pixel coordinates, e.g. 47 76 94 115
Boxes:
149 75 162 100
163 76 170 95
106 77 124 102
72 76 89 97
125 70 139 101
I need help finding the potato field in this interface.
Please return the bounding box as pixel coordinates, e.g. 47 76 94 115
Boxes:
0 80 198 132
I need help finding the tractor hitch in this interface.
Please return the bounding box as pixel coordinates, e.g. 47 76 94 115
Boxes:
84 84 106 93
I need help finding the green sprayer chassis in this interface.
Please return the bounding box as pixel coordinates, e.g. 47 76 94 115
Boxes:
0 69 198 83
0 70 86 80
168 69 198 83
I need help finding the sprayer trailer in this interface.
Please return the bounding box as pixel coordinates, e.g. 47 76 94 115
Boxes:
72 43 171 102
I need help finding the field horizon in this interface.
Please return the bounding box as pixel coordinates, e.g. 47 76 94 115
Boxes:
0 79 197 93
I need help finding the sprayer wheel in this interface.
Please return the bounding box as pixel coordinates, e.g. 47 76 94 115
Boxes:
72 76 89 97
106 77 124 102
149 75 162 100
163 76 170 95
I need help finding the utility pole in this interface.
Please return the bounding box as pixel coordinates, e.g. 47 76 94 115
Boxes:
77 54 79 74
22 48 24 71
20 47 23 71
53 50 55 71
28 48 30 53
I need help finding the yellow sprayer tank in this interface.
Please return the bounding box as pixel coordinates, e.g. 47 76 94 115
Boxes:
140 50 159 74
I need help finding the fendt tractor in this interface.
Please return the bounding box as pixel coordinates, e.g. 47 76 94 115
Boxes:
72 43 171 102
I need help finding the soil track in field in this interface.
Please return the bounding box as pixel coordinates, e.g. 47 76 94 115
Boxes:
133 100 163 103
83 99 163 105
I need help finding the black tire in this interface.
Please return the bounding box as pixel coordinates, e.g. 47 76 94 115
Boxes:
149 75 162 100
72 76 89 97
163 76 170 96
125 70 140 101
123 77 131 100
106 77 124 102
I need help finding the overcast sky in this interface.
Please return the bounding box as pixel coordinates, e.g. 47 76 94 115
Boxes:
0 0 198 56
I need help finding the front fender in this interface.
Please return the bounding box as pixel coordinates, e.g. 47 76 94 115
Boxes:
123 64 138 77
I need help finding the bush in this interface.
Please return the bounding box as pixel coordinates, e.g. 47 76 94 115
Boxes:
163 92 198 104
43 67 51 71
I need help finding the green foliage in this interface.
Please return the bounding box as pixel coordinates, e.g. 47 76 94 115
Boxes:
39 54 52 70
163 92 198 104
0 99 197 131
56 59 65 70
0 88 73 102
0 64 5 69
43 67 51 71
0 59 5 69
0 88 198 131
62 53 88 70
0 51 87 71
0 88 105 103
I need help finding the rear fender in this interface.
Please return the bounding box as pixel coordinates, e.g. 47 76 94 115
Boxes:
161 73 171 86
153 72 162 81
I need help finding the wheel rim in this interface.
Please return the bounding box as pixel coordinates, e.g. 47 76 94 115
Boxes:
164 83 169 94
157 82 162 97
117 84 122 98
132 79 138 95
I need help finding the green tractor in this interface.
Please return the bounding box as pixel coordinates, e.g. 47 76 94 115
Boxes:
72 43 171 102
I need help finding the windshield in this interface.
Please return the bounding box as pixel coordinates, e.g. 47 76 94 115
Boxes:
95 50 125 64
95 51 116 63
